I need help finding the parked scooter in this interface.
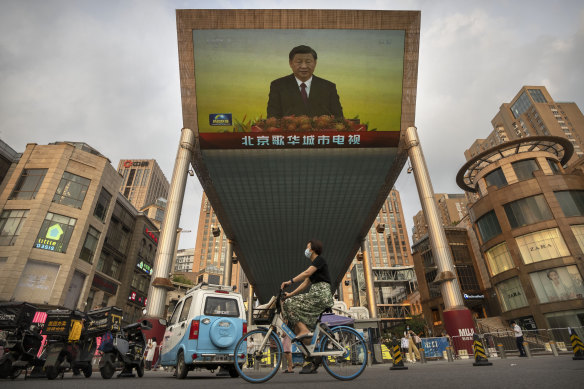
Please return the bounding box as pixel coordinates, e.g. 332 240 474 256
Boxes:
98 319 151 379
42 309 92 380
0 302 44 380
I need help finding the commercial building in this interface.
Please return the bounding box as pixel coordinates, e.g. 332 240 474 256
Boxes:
465 86 584 164
117 159 169 211
457 135 584 330
0 141 159 325
412 193 469 243
175 248 194 273
0 139 19 187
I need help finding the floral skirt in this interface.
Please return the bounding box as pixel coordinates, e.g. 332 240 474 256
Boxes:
282 282 333 331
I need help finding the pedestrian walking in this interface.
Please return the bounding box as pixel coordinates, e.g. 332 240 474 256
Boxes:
511 322 527 357
400 335 410 361
145 337 157 370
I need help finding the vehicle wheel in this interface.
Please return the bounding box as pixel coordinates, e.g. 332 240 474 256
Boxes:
320 326 367 381
100 354 115 379
175 351 188 379
83 365 92 378
0 356 13 379
45 366 59 380
228 365 239 378
9 368 22 380
136 360 144 377
233 329 283 383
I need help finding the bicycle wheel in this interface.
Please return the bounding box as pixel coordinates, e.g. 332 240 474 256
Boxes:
233 329 283 383
320 326 367 381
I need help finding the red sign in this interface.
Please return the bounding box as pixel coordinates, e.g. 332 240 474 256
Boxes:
123 160 132 168
144 227 158 245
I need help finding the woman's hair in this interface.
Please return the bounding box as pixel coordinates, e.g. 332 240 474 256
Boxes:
308 239 323 255
546 270 558 280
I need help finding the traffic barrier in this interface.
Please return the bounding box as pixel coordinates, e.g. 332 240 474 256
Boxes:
523 342 532 358
419 348 427 364
569 327 584 360
446 346 454 362
497 344 506 359
472 334 492 366
389 340 408 370
549 341 559 357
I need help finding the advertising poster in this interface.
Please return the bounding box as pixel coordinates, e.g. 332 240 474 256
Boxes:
192 29 405 149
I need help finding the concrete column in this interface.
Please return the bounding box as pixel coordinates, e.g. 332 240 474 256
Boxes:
147 128 195 318
223 240 234 286
360 239 378 318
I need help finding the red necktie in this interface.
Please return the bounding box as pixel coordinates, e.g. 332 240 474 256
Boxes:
300 83 308 104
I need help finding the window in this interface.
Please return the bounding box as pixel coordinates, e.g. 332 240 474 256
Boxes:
484 168 508 189
512 159 539 181
34 212 76 253
204 297 240 317
495 277 528 312
0 209 29 245
475 211 502 243
571 225 584 252
504 194 552 229
93 188 112 222
515 228 570 264
96 250 122 279
484 242 514 276
547 159 561 175
9 169 47 200
80 226 101 263
53 172 91 209
179 296 192 322
555 191 584 217
530 265 584 303
169 301 183 325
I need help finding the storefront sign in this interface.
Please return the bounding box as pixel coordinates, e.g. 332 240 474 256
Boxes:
136 260 153 275
463 293 484 299
144 227 158 244
123 160 149 168
128 290 147 307
92 274 118 295
34 223 65 252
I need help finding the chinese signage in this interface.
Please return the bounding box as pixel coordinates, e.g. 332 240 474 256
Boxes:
191 28 405 149
123 160 149 168
421 337 450 358
128 290 147 307
144 227 158 245
34 223 65 252
137 260 153 275
92 274 118 295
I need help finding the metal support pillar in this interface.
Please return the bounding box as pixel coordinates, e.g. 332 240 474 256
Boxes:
405 127 474 349
147 128 195 318
222 240 234 286
360 239 378 319
247 284 254 325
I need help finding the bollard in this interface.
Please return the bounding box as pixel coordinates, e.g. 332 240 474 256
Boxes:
389 340 408 370
368 350 372 367
446 346 454 362
523 342 532 359
472 334 492 366
497 344 506 359
549 341 559 357
419 348 426 364
568 327 584 360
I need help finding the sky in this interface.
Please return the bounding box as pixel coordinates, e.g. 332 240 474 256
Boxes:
1 0 583 250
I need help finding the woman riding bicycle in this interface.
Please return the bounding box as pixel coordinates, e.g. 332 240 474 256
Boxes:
280 239 334 373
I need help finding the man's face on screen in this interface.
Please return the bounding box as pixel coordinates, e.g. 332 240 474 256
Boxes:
289 53 316 82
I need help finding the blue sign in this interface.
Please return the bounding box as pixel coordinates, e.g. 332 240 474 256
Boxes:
421 337 450 358
209 113 232 126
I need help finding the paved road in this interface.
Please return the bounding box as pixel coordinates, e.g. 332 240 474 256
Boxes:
2 355 583 389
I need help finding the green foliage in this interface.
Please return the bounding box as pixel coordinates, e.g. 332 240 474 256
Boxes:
172 275 194 285
384 315 428 339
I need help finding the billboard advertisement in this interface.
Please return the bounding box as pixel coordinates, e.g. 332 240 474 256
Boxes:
191 29 405 149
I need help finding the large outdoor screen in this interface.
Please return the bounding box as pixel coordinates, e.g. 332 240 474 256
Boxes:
191 29 405 149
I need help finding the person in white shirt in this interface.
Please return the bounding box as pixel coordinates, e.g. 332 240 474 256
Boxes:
511 322 526 357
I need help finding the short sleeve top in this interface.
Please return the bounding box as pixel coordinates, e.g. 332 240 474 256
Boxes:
309 256 331 284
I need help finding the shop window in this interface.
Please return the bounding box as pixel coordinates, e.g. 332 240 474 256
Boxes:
484 168 507 189
547 159 561 175
0 209 29 246
52 171 91 209
34 212 77 253
9 169 47 200
555 190 584 217
515 228 570 264
530 265 584 303
475 210 502 243
545 310 584 339
93 188 112 222
495 277 528 312
512 159 540 181
80 226 101 264
484 242 514 276
504 194 553 229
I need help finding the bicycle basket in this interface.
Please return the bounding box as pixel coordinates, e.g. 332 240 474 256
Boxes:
252 296 277 324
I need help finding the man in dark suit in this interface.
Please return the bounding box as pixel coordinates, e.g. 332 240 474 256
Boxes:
267 45 343 119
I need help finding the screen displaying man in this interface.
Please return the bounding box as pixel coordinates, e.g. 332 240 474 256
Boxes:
267 45 343 119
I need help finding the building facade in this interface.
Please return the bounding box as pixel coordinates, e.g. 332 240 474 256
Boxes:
457 136 584 330
117 159 169 211
465 86 584 164
175 248 195 273
0 139 19 187
412 193 469 243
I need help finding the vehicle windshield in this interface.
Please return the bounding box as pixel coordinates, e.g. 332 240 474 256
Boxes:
204 297 239 317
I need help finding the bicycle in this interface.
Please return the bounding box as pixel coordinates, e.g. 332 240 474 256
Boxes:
233 290 367 383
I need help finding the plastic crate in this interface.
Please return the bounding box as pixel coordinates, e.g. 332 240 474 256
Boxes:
86 306 123 335
0 302 38 330
44 309 86 341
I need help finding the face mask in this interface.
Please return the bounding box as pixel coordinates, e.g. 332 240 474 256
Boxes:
304 248 312 259
406 327 410 330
